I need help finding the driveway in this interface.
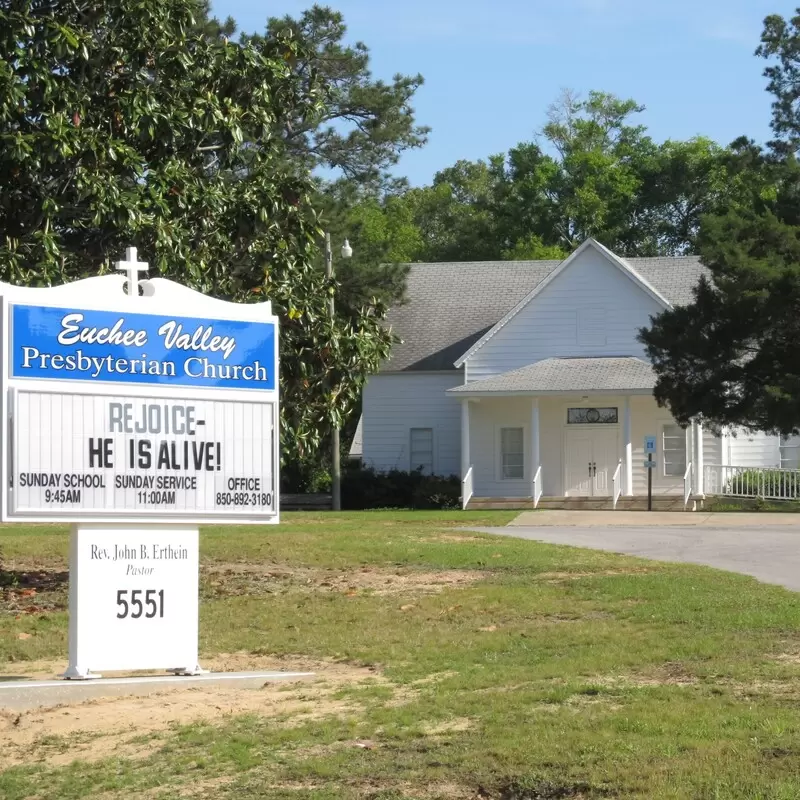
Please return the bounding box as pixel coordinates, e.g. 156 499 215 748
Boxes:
470 511 800 592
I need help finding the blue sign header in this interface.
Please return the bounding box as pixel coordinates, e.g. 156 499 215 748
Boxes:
11 304 276 390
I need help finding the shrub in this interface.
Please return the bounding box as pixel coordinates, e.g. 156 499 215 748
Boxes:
341 466 461 510
725 468 800 498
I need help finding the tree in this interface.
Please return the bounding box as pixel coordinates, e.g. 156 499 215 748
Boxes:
640 10 800 434
376 90 730 264
222 5 429 192
539 90 655 252
635 137 730 255
0 0 394 467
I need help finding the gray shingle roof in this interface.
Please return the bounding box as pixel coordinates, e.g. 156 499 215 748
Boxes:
447 357 656 395
383 254 707 372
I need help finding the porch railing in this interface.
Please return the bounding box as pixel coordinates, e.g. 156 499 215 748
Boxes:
704 465 800 500
461 465 474 510
532 465 543 509
683 461 693 509
612 459 622 510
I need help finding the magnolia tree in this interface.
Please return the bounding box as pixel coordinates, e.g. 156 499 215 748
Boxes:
0 0 394 467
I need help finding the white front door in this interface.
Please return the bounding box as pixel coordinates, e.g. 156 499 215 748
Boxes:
565 428 619 497
565 430 594 496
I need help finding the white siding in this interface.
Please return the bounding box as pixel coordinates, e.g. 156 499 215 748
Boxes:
466 247 664 381
361 372 462 476
725 429 781 468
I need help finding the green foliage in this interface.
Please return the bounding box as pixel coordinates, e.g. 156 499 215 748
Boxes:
725 469 800 498
6 514 800 798
640 83 800 433
236 5 429 192
341 466 460 510
0 0 394 465
356 89 733 263
758 10 800 155
501 234 567 261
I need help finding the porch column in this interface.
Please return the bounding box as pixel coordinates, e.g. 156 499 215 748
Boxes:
623 396 633 495
530 397 540 477
461 399 470 478
694 418 704 496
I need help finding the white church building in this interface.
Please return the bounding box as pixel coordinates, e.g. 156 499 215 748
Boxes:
352 239 797 508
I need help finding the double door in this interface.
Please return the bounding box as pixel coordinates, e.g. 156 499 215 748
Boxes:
565 428 618 497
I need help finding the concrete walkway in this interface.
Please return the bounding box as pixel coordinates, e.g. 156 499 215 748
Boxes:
469 513 800 592
511 510 800 527
0 671 315 712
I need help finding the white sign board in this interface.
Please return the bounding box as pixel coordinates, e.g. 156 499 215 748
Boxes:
66 526 199 675
0 248 281 678
1 266 279 525
12 390 275 520
644 435 657 454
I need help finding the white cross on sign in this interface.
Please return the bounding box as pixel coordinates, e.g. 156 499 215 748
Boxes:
115 246 149 297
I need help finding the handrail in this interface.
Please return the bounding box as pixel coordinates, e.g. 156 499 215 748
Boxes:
683 461 693 509
612 459 622 510
532 465 543 509
461 465 474 510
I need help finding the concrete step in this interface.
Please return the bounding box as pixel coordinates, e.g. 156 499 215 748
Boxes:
467 496 699 512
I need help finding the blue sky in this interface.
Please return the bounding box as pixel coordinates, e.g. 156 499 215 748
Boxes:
211 0 785 186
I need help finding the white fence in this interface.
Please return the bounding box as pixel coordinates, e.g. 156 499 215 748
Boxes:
532 466 543 509
612 460 622 510
683 462 693 509
461 466 474 510
704 465 800 500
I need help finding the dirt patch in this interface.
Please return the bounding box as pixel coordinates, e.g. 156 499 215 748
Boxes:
267 778 476 799
1 564 69 614
588 662 699 688
201 564 485 598
772 651 800 665
420 717 474 736
535 568 652 583
411 670 460 686
423 533 492 543
0 655 392 770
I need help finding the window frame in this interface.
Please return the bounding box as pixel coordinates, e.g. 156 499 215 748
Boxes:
780 435 800 470
661 422 688 478
409 427 434 475
566 407 619 425
498 425 526 482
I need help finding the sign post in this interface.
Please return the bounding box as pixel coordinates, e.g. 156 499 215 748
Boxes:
644 435 656 512
0 248 279 678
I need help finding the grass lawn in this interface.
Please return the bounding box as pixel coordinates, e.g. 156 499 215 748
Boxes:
2 510 800 799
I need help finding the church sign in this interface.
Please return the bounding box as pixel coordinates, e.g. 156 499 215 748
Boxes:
2 258 279 525
0 248 280 678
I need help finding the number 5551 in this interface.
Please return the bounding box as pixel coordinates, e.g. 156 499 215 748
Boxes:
116 589 164 619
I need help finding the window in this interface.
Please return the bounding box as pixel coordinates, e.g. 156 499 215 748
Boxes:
781 435 800 469
410 428 434 474
567 407 618 424
500 427 524 480
662 424 686 476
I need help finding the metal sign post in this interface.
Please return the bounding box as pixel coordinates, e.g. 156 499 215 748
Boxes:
644 436 657 512
0 248 280 679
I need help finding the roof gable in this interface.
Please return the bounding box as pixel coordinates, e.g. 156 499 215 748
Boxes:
453 239 671 368
381 247 707 373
